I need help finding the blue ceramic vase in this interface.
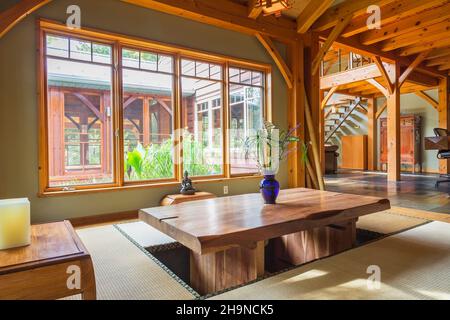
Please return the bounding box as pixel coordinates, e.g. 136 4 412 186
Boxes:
260 175 280 204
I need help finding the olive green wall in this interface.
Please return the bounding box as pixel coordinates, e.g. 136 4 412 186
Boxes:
0 0 289 223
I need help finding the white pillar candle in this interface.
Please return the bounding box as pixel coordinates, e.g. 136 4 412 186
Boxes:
0 198 31 250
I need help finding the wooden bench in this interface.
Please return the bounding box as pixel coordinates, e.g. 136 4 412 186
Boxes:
0 221 96 300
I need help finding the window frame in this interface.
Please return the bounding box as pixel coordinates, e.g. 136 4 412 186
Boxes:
38 20 272 196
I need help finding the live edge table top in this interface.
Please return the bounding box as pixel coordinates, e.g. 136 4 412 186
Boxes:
139 188 391 255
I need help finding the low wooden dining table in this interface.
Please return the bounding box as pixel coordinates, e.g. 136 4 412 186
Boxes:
140 188 390 295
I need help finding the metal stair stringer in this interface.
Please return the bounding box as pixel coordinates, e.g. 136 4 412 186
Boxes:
324 97 362 144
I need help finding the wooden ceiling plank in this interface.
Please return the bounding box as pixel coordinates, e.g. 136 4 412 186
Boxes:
296 0 334 34
255 33 293 89
312 0 398 32
360 3 450 45
380 19 450 52
399 36 450 56
437 62 450 71
399 50 431 87
121 0 298 41
415 91 439 109
428 47 450 59
426 55 450 67
312 14 353 75
373 56 395 94
0 0 52 39
341 0 449 38
248 0 263 19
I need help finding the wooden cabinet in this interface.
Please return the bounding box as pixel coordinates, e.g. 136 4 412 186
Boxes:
341 135 368 170
380 115 422 173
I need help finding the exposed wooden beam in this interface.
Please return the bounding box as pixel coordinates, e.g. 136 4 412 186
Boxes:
73 93 104 121
399 51 431 88
399 37 450 57
366 79 389 97
426 55 450 67
312 0 398 32
428 47 450 60
328 34 447 79
380 19 450 52
373 56 394 95
121 0 298 41
341 0 449 38
376 101 388 119
321 64 380 89
312 14 353 75
321 86 338 110
255 33 293 89
296 0 334 34
438 62 450 71
361 3 450 45
0 0 52 39
248 0 263 19
415 90 439 109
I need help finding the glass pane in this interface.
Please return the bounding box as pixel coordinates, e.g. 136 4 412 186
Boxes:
70 39 92 61
46 35 69 58
210 64 222 80
252 71 263 86
240 69 252 85
158 55 173 73
93 43 112 64
122 68 175 181
181 59 195 76
46 58 114 187
229 67 240 83
141 51 157 71
181 76 223 177
230 84 263 175
122 48 140 68
196 62 209 78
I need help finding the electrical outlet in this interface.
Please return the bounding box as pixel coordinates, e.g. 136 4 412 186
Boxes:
223 186 229 195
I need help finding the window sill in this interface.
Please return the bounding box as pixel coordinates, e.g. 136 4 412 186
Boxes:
38 175 263 197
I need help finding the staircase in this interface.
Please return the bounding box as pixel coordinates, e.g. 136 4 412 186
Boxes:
324 97 368 145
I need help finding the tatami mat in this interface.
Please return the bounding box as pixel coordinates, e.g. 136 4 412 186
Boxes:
67 226 196 300
210 221 450 300
115 221 176 248
357 209 429 235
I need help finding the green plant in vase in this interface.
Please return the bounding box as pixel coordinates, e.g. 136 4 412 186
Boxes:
245 121 306 204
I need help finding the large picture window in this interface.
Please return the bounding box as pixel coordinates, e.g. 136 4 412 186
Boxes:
40 23 270 194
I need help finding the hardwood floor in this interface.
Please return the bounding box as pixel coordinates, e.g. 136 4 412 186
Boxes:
325 171 450 214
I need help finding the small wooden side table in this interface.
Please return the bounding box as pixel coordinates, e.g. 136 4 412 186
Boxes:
161 192 217 206
0 221 96 300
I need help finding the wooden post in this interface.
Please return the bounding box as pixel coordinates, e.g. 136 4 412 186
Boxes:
438 76 450 174
367 97 377 171
287 39 306 188
143 98 151 147
386 62 401 181
304 32 325 190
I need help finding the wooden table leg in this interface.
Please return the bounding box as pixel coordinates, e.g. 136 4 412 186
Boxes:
269 219 357 271
190 242 265 296
81 258 97 300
